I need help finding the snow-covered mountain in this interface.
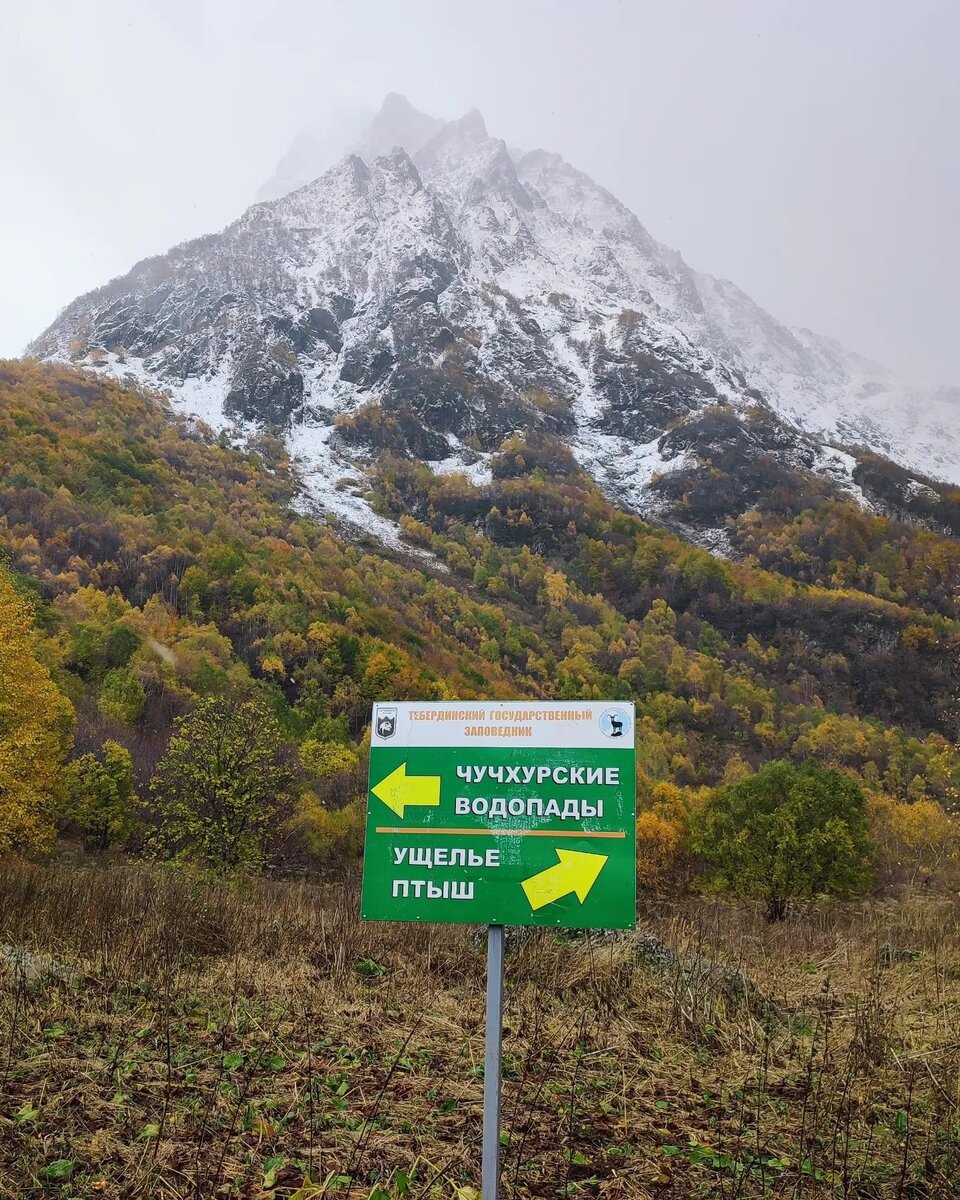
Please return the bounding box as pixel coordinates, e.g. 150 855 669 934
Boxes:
29 95 960 544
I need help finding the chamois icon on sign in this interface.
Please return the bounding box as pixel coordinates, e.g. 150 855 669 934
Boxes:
377 708 397 739
599 708 630 739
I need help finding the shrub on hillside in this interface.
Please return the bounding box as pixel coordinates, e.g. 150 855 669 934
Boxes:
148 697 295 876
694 759 872 919
62 740 138 853
97 667 147 724
635 780 707 890
288 792 365 868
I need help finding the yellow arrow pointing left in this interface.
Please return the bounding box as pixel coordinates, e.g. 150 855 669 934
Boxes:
371 762 442 819
521 849 608 911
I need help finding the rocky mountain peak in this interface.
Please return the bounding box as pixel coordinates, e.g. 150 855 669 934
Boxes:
516 149 649 244
378 90 419 118
415 109 488 165
372 146 424 191
353 92 444 165
413 110 532 218
255 93 443 204
454 107 488 139
26 98 960 551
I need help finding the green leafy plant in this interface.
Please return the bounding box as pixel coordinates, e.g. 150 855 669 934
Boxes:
148 697 295 875
355 957 387 979
42 1159 76 1181
694 759 873 919
62 739 138 851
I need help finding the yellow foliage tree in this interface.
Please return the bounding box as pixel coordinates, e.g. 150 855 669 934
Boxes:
869 792 960 883
300 739 360 779
541 569 570 609
0 574 74 853
635 781 707 888
721 754 751 784
636 809 685 887
291 792 365 866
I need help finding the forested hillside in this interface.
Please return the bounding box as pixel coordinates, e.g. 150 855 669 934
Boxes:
0 359 958 873
5 363 960 1198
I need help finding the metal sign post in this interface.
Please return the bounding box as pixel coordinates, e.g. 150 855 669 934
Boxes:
359 700 637 1195
482 925 504 1200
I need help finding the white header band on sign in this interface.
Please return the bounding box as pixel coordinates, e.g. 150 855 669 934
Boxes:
371 701 635 750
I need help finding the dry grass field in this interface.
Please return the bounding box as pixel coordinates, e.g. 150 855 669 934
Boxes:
1 862 959 1198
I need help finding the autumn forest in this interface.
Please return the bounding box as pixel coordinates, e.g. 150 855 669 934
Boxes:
4 360 960 1196
0 358 957 883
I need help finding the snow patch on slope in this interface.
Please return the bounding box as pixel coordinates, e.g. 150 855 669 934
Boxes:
813 446 874 510
286 419 432 557
577 426 692 512
66 351 427 555
543 324 692 513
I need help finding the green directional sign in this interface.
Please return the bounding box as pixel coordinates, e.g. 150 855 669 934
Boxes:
360 702 637 929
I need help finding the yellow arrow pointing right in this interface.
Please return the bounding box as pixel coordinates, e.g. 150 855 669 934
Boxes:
521 849 608 911
371 762 442 819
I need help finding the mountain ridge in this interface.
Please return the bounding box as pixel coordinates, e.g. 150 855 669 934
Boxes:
28 94 960 554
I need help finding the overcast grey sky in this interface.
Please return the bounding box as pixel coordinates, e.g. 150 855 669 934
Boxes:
3 0 957 382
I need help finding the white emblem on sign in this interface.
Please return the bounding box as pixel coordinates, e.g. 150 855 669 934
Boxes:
376 708 397 739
